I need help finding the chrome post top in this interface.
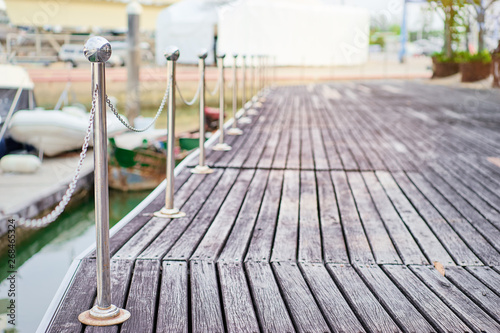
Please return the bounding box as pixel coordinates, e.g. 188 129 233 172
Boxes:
217 53 226 59
84 37 112 63
198 49 208 59
232 53 238 58
242 55 247 59
164 46 180 61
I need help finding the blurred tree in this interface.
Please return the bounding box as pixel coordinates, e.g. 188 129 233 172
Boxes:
467 0 498 51
428 0 467 58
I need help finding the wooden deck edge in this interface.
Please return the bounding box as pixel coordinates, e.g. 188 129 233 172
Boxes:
35 259 83 333
0 166 94 238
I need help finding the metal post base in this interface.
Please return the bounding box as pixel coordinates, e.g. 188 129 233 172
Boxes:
78 305 130 327
191 165 214 174
212 143 232 151
244 101 253 109
239 116 252 124
252 96 258 102
154 207 186 219
247 108 259 116
227 127 243 135
254 101 263 108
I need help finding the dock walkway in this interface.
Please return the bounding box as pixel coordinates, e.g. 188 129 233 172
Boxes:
44 81 500 332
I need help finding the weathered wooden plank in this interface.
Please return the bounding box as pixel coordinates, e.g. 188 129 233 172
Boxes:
421 169 500 255
85 259 134 333
331 171 374 264
327 264 401 333
316 171 347 264
299 101 315 170
190 261 225 332
430 163 500 230
383 265 473 332
348 172 401 264
410 265 500 332
257 100 287 169
355 264 435 332
48 259 95 333
466 266 500 298
308 96 330 170
245 261 295 332
393 172 482 266
120 260 161 333
165 168 240 260
219 169 269 262
300 263 366 332
406 172 499 266
272 261 331 332
445 266 500 320
316 106 343 170
112 172 204 260
287 101 301 170
376 171 454 265
138 169 224 259
271 169 300 262
191 169 255 261
298 170 323 263
156 261 188 333
271 95 293 170
245 169 284 262
218 262 260 333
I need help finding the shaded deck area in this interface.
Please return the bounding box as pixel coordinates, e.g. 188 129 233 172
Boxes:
45 81 500 332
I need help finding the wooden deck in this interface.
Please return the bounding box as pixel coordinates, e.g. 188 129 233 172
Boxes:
43 81 500 332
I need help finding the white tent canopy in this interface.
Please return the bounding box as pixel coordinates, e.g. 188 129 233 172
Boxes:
156 0 219 65
217 0 370 66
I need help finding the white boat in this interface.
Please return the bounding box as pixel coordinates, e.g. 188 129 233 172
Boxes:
8 106 128 156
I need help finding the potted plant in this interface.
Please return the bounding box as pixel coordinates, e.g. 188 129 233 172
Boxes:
457 50 492 82
431 51 460 77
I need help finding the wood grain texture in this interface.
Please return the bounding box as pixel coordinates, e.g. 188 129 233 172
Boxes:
383 264 472 332
271 170 300 262
190 261 225 332
348 172 401 265
219 169 269 262
191 169 255 261
331 171 374 264
272 261 331 332
445 266 500 320
245 169 284 262
298 170 323 263
410 265 500 333
354 264 435 333
376 171 454 265
48 259 95 333
316 171 348 264
120 260 161 333
218 262 260 333
466 266 500 298
327 264 401 333
245 261 295 332
300 263 366 333
156 261 189 333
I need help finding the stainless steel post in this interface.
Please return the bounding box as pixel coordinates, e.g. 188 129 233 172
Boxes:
126 1 141 122
227 54 243 136
239 55 252 124
154 47 186 218
247 55 259 115
212 53 231 151
79 37 130 327
191 49 214 174
250 55 255 101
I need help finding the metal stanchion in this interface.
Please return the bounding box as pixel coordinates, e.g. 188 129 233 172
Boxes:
191 49 214 174
212 53 232 151
154 47 186 218
227 53 243 136
239 55 252 124
248 54 259 115
78 37 130 327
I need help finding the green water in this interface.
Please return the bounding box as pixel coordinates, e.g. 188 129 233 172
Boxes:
0 189 150 333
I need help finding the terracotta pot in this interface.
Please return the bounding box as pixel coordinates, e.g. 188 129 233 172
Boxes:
431 57 459 78
460 61 491 82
